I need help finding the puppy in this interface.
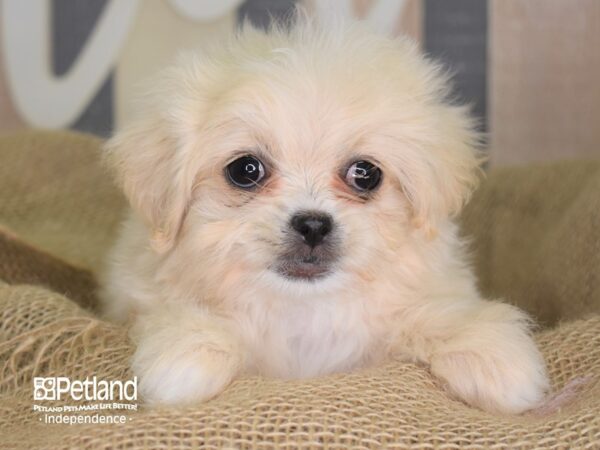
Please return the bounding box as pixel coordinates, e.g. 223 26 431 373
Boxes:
100 17 549 413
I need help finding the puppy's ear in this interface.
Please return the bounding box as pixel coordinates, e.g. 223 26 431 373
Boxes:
393 104 482 237
104 120 191 253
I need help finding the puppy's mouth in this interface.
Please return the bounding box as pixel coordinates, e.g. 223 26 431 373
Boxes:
275 255 332 281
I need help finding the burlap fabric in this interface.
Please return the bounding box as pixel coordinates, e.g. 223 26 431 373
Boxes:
0 131 598 449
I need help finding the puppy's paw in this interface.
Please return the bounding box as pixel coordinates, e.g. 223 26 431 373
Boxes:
431 347 548 414
131 313 243 405
429 305 549 414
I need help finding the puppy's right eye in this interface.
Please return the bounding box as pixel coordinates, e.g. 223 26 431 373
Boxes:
226 155 266 189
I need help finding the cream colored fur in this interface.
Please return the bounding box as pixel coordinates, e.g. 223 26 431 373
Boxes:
100 16 549 414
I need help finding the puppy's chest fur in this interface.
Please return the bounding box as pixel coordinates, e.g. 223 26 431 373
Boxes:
235 290 382 379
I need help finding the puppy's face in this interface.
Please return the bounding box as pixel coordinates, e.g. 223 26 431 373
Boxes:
186 95 411 293
106 24 480 299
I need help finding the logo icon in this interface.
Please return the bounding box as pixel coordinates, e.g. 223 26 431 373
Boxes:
33 377 57 400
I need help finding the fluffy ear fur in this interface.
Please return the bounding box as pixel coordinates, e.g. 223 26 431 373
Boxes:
104 119 191 253
403 103 482 236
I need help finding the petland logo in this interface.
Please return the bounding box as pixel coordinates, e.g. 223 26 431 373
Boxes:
33 376 137 401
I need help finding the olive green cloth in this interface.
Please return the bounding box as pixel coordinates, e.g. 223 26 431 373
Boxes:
0 130 598 449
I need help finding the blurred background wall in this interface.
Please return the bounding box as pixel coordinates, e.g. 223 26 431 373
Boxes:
0 0 598 166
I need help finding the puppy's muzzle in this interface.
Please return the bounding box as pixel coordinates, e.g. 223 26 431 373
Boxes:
274 210 339 281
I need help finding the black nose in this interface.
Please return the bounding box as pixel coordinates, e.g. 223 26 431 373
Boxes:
290 212 333 248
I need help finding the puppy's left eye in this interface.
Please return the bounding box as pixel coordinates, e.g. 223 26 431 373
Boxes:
345 160 382 192
226 155 266 189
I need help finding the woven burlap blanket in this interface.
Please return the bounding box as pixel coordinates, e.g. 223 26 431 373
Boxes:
0 131 598 449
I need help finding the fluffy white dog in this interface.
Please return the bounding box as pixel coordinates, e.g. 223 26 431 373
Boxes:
101 17 549 413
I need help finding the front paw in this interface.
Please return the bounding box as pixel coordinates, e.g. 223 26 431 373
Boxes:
430 341 549 414
131 325 243 405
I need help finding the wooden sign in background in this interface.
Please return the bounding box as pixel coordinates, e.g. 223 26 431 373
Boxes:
489 0 600 165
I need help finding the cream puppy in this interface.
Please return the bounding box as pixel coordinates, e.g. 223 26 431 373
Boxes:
101 17 549 413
